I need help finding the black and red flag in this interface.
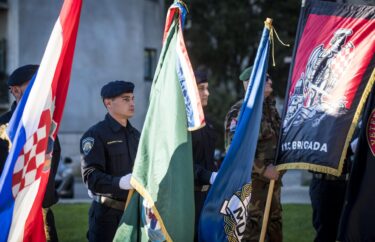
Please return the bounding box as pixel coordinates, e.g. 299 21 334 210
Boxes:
276 1 375 176
337 85 375 241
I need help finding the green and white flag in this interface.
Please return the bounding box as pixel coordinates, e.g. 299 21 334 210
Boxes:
114 2 204 242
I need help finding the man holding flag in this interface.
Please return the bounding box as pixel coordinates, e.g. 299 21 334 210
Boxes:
0 65 62 242
224 67 282 242
199 18 277 242
0 0 82 241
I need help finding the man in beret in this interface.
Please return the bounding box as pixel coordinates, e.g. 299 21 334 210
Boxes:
224 66 282 242
80 80 140 242
0 65 61 242
191 70 218 241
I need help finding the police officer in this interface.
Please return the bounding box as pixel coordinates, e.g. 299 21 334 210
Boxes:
224 66 282 242
80 80 140 242
0 65 61 242
192 70 218 241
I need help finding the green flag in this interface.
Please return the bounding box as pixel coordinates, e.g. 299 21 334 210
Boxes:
114 3 202 241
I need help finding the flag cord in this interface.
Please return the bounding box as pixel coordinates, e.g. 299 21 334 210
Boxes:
177 0 189 13
268 22 290 67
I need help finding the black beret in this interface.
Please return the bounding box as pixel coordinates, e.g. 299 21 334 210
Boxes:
7 65 39 86
101 80 134 99
239 66 253 82
194 70 208 84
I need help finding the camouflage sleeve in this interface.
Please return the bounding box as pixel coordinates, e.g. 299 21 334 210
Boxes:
258 116 275 141
253 118 268 176
224 105 240 152
252 159 267 176
253 99 279 176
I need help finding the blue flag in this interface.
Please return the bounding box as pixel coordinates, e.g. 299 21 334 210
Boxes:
199 19 272 242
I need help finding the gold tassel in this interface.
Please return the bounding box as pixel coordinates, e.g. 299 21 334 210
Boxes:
265 18 291 67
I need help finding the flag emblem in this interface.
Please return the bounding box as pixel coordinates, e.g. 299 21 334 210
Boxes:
283 29 354 133
141 200 165 241
220 184 252 242
276 1 375 176
11 110 52 198
82 137 94 155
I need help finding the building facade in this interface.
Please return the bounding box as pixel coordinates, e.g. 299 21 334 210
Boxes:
0 0 165 167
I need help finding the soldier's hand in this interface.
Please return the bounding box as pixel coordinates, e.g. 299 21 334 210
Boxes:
263 164 279 180
119 173 133 190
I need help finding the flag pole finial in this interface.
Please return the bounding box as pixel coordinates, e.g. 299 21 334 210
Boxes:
265 18 273 29
265 17 290 67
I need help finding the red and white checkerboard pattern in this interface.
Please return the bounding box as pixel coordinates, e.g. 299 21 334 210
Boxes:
11 111 52 198
330 43 354 84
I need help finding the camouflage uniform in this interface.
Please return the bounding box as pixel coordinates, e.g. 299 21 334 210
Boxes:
224 96 283 242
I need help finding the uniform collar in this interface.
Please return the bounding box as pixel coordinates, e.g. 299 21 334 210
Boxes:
105 113 134 133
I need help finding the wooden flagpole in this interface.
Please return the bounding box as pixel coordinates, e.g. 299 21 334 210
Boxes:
259 179 275 242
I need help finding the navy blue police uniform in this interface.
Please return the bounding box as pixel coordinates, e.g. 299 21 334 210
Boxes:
191 71 218 241
80 81 140 242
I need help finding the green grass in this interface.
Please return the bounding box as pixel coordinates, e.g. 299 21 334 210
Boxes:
283 204 314 242
54 203 314 242
54 203 89 242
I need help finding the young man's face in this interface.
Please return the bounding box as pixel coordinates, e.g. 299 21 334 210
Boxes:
9 82 29 103
105 93 135 120
198 82 210 107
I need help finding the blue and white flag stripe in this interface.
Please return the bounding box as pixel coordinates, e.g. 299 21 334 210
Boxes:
199 22 272 242
0 19 63 242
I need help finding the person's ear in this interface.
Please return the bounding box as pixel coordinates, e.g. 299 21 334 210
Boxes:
104 99 111 108
12 86 22 98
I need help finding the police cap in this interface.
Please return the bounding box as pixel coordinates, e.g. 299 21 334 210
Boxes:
7 65 39 86
195 70 208 84
239 66 253 82
101 80 134 99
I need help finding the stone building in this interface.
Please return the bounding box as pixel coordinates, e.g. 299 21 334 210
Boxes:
0 0 165 167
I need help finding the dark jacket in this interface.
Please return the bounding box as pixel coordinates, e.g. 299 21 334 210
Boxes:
80 113 140 201
191 117 217 186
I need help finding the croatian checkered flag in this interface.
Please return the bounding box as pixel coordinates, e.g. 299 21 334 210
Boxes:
0 1 82 241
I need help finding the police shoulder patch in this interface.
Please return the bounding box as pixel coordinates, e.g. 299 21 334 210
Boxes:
229 118 238 132
82 137 95 156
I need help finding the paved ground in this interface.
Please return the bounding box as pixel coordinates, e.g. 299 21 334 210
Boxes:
60 170 311 204
281 170 310 204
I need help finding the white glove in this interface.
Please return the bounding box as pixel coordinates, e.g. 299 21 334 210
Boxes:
119 173 133 190
209 172 218 185
88 190 94 199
